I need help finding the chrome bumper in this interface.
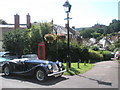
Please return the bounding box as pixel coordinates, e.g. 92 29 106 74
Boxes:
48 69 66 76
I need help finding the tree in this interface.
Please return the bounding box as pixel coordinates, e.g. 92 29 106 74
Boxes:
30 25 43 54
114 39 120 48
0 19 7 25
80 28 95 38
3 22 53 56
40 22 53 40
3 29 31 56
108 19 120 33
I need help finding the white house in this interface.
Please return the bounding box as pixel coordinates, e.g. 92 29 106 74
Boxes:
53 24 80 40
98 37 111 50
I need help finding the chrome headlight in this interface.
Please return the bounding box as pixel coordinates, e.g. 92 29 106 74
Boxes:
48 64 52 70
58 62 62 67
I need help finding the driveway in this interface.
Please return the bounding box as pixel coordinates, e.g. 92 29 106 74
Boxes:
0 60 119 88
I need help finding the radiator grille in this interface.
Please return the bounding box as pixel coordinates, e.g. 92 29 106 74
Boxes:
52 63 59 72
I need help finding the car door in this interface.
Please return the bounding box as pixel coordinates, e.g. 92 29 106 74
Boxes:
12 60 26 73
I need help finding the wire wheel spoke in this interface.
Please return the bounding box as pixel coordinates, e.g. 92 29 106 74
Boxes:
4 67 10 75
36 70 45 81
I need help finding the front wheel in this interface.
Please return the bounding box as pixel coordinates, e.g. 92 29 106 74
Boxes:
4 66 10 76
35 69 47 81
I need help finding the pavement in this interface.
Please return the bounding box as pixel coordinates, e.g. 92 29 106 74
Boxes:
0 60 119 88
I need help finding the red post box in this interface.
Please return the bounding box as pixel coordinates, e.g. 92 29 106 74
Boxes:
38 42 46 60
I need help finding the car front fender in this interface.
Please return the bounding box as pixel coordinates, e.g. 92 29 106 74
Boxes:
22 64 49 75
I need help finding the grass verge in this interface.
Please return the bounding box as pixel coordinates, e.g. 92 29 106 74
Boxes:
63 63 94 75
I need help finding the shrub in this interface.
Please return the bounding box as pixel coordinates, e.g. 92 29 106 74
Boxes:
90 46 99 51
89 50 103 63
98 50 112 61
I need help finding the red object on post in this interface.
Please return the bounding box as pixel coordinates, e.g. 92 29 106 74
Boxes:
38 42 46 60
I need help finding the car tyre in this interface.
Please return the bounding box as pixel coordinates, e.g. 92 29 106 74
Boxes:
4 66 10 76
35 69 47 82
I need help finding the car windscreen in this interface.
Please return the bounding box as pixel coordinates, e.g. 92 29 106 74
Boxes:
0 52 8 57
22 54 38 59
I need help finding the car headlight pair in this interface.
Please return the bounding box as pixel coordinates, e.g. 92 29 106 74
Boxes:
48 64 52 70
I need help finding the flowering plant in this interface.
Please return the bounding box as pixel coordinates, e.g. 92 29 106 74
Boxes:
44 33 56 43
57 34 66 40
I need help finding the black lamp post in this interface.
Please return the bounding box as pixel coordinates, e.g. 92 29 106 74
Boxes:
63 0 72 68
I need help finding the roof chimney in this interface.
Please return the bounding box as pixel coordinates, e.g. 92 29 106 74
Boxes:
26 13 31 29
14 14 20 30
72 26 75 29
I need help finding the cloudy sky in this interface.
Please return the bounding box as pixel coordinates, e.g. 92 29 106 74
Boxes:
0 0 119 28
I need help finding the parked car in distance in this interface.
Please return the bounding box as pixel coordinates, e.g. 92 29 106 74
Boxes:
0 57 10 73
114 51 120 60
0 52 19 60
2 54 66 81
0 52 19 73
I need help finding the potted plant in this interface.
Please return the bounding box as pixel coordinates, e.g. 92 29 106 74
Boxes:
57 34 66 40
44 33 56 43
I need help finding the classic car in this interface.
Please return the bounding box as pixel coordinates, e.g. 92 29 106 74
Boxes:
0 52 19 73
2 54 66 81
0 57 10 73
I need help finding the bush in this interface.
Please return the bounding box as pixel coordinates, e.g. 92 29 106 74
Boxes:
3 29 31 56
46 40 90 63
89 50 103 63
70 45 82 62
90 46 99 51
98 50 112 60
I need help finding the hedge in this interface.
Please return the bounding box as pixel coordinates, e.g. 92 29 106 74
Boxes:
98 50 112 61
89 50 103 63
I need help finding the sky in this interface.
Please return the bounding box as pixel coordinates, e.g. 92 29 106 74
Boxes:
0 0 119 28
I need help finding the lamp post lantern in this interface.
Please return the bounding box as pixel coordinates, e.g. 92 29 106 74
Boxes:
63 0 72 69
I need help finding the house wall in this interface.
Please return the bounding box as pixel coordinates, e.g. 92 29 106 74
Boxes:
0 27 2 41
0 27 4 51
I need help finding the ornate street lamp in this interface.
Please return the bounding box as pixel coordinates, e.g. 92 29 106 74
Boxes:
63 0 71 13
63 0 72 68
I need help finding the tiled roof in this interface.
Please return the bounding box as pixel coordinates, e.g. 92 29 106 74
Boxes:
53 24 79 35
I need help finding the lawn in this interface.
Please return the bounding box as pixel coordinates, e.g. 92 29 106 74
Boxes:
63 63 94 75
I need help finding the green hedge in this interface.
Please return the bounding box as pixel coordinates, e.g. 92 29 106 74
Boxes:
89 50 103 63
46 41 89 63
98 50 112 61
46 41 112 63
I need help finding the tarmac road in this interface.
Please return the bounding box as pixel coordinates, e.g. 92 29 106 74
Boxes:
0 60 119 89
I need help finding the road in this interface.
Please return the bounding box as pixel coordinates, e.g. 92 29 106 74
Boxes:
0 60 119 88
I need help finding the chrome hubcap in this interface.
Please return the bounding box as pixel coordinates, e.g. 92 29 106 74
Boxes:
4 67 9 75
36 70 44 81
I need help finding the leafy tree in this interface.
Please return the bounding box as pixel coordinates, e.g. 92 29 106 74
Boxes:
3 22 53 56
79 19 120 39
92 32 101 39
0 19 7 24
40 22 53 40
108 19 120 33
3 29 31 56
114 39 120 48
96 28 104 34
30 25 43 54
80 28 95 38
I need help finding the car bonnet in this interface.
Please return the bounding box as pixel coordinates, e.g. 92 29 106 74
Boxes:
25 59 54 64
